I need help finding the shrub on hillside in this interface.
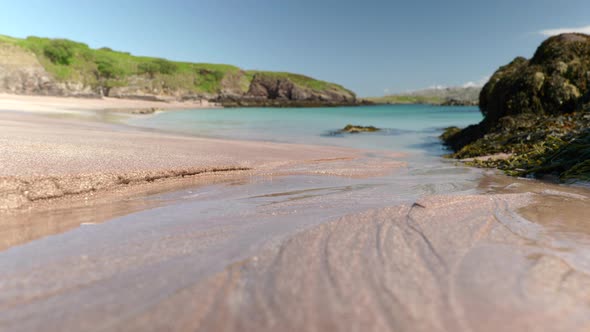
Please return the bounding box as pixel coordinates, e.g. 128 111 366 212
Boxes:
94 57 125 96
96 58 122 79
43 39 78 65
138 58 178 77
154 59 177 75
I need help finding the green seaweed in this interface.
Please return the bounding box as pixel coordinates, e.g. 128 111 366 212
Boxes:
338 125 381 134
440 127 461 142
446 111 590 181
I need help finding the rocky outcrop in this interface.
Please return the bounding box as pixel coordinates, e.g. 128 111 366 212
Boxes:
479 33 590 125
442 33 590 181
248 74 355 102
217 73 357 107
107 75 212 101
0 43 58 95
0 43 98 97
440 98 478 106
337 124 380 134
247 75 300 100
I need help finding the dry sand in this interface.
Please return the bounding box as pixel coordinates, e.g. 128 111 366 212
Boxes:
0 93 218 113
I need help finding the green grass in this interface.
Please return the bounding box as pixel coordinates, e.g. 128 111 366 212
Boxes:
0 35 20 43
367 95 446 105
0 34 353 97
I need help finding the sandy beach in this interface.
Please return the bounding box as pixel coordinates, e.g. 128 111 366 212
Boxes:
1 94 590 331
0 94 402 247
0 93 219 113
0 96 389 211
3 2 590 330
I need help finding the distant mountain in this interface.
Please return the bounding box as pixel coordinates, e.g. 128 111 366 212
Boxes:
0 35 357 107
367 86 481 106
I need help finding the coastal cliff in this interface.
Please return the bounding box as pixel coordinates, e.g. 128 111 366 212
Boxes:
217 72 358 107
0 35 357 107
442 33 590 181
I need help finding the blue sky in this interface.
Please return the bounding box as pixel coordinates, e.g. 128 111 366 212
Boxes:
1 0 589 96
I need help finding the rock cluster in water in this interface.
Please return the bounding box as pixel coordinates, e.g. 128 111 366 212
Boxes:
337 124 381 134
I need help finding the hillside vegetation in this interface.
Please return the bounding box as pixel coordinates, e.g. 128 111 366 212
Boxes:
368 86 481 106
0 35 356 106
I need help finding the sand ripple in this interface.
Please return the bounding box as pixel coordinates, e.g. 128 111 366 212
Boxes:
122 194 590 332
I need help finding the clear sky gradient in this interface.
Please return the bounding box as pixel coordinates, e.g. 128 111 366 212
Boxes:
2 0 589 96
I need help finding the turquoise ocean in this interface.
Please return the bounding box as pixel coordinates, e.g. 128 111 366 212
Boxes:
126 104 482 156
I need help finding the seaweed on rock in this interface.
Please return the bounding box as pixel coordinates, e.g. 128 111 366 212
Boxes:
442 33 590 181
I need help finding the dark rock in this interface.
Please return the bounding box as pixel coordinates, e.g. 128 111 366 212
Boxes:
442 33 590 181
480 33 590 125
223 73 358 107
247 75 298 100
447 33 590 149
337 124 381 134
131 108 160 115
441 98 478 106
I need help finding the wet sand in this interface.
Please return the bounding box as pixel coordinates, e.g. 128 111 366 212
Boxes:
151 193 590 332
1 173 589 332
1 110 392 210
2 97 590 331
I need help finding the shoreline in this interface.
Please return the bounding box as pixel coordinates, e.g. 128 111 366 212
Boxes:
0 169 253 251
3 94 590 330
0 166 251 210
0 93 221 113
0 102 403 211
0 93 406 250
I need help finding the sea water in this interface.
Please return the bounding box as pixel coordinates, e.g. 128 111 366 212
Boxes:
121 103 487 217
108 104 490 259
126 104 482 155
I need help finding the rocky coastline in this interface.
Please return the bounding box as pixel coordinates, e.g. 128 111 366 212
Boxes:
0 35 358 107
442 33 590 182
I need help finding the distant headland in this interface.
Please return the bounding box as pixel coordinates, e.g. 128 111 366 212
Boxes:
0 35 358 107
367 86 481 106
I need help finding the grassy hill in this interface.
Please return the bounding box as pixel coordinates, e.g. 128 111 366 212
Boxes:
367 94 445 105
368 86 481 105
0 35 355 105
